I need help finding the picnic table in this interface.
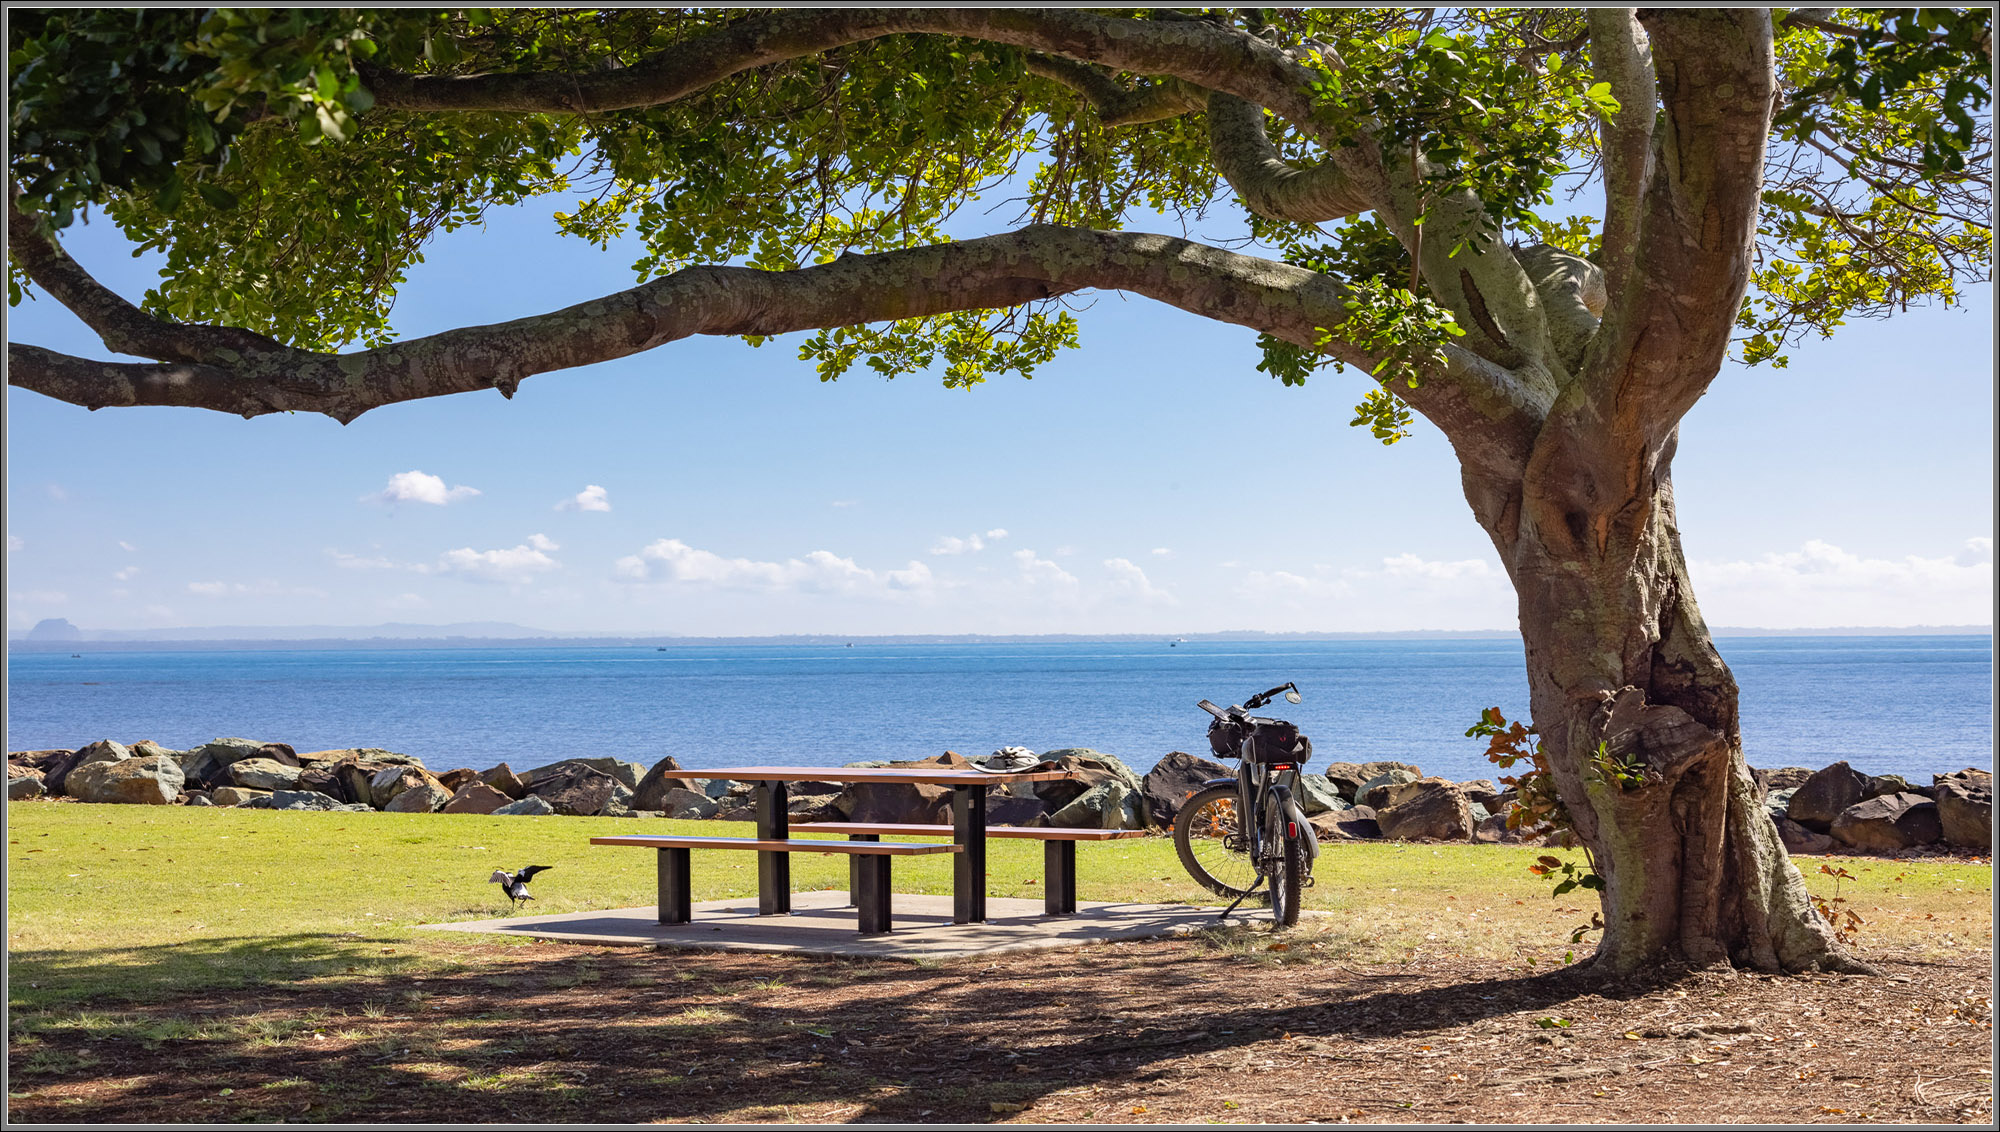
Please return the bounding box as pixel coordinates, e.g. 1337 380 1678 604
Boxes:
591 765 1117 934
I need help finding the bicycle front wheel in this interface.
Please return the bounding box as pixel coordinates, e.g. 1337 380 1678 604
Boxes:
1269 827 1304 927
1173 785 1261 901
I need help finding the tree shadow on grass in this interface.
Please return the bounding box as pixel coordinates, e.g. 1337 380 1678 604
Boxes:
5 931 1641 1124
8 932 425 1011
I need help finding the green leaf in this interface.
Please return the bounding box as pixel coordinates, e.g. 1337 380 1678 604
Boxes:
194 182 238 210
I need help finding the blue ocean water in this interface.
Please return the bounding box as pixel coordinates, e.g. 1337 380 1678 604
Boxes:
4 637 1991 783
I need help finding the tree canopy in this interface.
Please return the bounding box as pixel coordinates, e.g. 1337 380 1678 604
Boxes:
7 8 1987 421
6 7 1991 976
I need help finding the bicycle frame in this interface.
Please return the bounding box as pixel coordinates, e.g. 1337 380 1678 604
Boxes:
1202 741 1320 874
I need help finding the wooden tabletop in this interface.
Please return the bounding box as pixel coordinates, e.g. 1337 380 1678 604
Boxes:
662 765 1076 786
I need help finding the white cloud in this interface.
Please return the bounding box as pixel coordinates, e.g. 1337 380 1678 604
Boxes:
932 528 1009 555
113 566 140 581
329 549 397 570
1379 552 1496 581
119 540 137 552
1013 548 1079 587
1692 538 1993 628
365 470 481 506
432 535 561 584
186 580 328 598
47 484 69 502
1239 569 1355 600
558 484 612 512
9 589 67 604
1150 547 1173 557
383 592 430 610
615 538 934 594
1104 558 1177 605
1236 551 1513 630
6 534 21 553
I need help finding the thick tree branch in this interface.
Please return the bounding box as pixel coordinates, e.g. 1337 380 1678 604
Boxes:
7 191 293 366
1515 243 1606 373
9 224 1543 473
364 8 1321 123
1022 54 1204 126
1521 11 1777 565
1204 92 1379 224
1588 8 1657 304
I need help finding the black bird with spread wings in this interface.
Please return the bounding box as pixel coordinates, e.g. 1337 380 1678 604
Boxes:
489 864 552 908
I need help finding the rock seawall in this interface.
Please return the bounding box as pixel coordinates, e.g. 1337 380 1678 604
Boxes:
6 740 1990 857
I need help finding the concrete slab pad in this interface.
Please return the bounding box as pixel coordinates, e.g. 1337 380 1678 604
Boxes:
417 889 1258 960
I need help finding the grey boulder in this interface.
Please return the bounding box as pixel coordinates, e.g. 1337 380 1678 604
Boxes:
8 770 47 800
1046 781 1140 830
1787 762 1871 832
1356 768 1422 810
523 757 645 791
630 757 696 810
477 763 530 800
1140 750 1234 828
492 795 556 816
178 738 275 788
1774 815 1834 855
384 780 451 813
528 764 622 816
211 786 270 807
658 787 720 820
1295 773 1351 816
1931 769 1992 850
229 758 303 791
441 782 514 815
1376 780 1474 841
65 750 183 804
1829 792 1943 852
269 790 342 811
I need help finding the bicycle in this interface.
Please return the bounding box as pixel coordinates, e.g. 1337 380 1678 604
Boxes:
1172 682 1318 926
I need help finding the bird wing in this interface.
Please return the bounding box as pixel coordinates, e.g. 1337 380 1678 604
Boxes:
517 865 553 881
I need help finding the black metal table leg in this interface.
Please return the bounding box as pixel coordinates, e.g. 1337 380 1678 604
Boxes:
659 847 692 924
1044 839 1076 915
952 784 987 923
855 853 892 935
753 782 791 915
845 832 880 905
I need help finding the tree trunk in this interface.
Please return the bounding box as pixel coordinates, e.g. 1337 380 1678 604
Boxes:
1485 430 1872 976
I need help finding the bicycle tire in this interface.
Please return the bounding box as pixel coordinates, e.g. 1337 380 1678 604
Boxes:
1269 826 1304 927
1173 785 1262 901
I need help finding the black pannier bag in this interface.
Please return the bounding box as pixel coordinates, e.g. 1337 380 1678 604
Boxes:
1207 718 1248 758
1247 717 1309 764
1209 715 1311 763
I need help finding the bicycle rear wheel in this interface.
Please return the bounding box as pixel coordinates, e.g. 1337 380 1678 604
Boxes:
1269 827 1304 927
1173 785 1262 901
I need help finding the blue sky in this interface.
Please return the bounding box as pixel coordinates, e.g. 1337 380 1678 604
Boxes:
5 193 1992 637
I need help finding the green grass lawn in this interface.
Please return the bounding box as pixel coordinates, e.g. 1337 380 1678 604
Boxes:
8 800 1991 1012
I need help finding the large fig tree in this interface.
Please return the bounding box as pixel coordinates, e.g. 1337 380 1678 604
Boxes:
7 8 1990 974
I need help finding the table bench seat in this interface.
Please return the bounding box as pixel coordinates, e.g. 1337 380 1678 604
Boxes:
783 823 1147 914
590 834 959 934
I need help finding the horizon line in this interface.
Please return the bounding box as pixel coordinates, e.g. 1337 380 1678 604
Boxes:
9 622 1993 648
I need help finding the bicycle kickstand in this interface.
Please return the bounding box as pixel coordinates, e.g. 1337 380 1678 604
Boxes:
1216 877 1267 921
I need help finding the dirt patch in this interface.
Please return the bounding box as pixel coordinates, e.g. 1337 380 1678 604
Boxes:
8 934 1992 1124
